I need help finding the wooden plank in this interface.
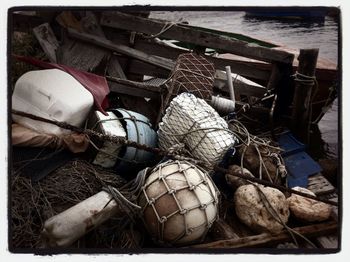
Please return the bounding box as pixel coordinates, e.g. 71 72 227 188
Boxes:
209 218 240 241
267 63 282 91
190 221 338 249
307 173 339 248
107 55 127 79
106 76 162 99
208 56 271 81
308 173 335 196
106 32 271 81
33 23 59 62
215 70 267 98
68 28 175 71
100 12 294 64
56 12 109 72
315 234 338 249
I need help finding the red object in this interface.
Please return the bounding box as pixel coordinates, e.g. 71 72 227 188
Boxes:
14 55 109 115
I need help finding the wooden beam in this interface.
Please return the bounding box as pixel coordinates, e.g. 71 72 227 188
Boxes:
215 70 267 98
291 49 319 143
106 76 162 99
100 12 294 64
69 30 268 98
68 28 175 71
106 33 271 81
107 55 127 79
190 221 338 249
210 218 240 241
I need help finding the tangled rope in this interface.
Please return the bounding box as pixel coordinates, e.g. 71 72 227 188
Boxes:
141 22 177 39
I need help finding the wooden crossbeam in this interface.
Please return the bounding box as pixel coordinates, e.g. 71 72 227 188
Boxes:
100 12 294 64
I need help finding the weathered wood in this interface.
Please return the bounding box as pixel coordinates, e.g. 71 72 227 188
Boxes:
33 23 59 62
307 172 339 248
209 218 240 241
107 55 127 79
215 70 267 98
315 234 338 249
68 28 175 71
267 63 282 91
100 12 294 64
107 32 271 81
308 173 335 196
307 175 338 220
190 221 338 249
68 29 269 98
56 12 109 72
291 49 319 142
106 76 162 99
209 55 271 81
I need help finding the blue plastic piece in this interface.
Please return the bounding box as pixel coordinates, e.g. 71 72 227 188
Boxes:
112 108 158 175
278 131 306 157
278 131 322 188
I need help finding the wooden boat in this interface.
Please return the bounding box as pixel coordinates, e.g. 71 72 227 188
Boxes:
9 10 340 251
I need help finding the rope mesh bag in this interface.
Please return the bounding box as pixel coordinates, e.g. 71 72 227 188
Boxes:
138 160 219 246
158 93 238 169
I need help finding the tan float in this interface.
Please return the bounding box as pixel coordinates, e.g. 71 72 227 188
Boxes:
234 184 289 234
138 160 219 246
287 186 332 222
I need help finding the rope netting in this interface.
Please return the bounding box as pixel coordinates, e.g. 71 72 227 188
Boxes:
168 53 215 100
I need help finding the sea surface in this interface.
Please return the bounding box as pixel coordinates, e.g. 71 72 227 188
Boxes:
150 11 339 158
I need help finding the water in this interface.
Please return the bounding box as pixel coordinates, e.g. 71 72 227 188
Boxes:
150 11 339 158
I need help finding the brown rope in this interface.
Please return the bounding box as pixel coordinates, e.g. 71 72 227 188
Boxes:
12 110 167 156
12 109 338 206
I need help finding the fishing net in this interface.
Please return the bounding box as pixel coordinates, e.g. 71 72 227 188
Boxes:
158 52 216 122
168 52 215 100
10 159 137 249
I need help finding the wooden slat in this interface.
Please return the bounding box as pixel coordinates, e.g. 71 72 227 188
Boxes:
107 55 127 79
100 12 294 64
106 76 162 99
209 218 240 241
33 23 59 62
56 12 108 72
190 221 338 249
68 28 175 71
106 32 271 81
315 234 339 249
308 173 335 196
214 70 267 98
208 56 271 81
307 173 339 249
